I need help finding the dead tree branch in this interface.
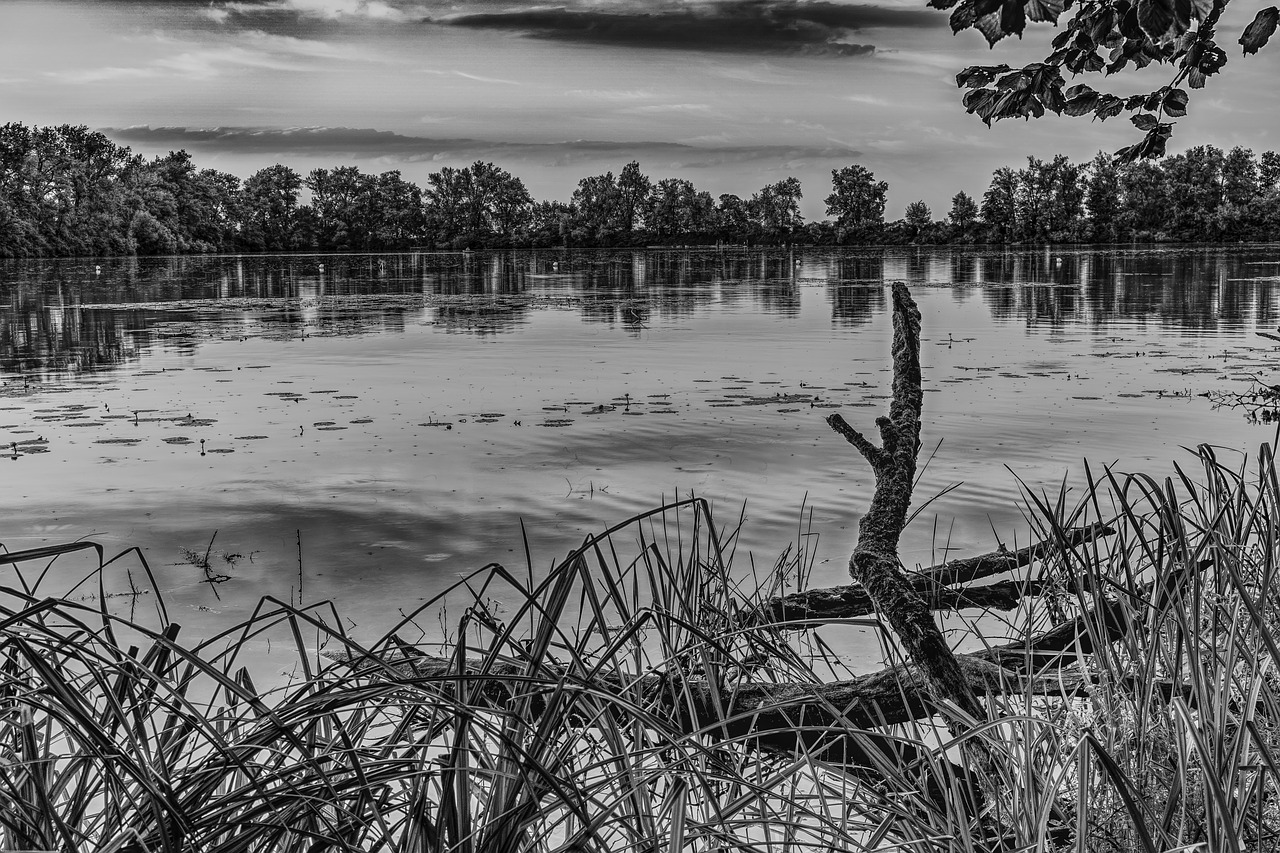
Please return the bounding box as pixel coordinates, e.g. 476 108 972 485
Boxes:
760 522 1115 626
825 283 988 723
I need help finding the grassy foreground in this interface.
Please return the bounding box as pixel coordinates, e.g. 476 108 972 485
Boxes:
3 444 1280 852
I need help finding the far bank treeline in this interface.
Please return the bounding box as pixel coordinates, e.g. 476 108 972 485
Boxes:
5 123 1280 258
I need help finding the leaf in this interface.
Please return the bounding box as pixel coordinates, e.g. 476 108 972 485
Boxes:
1064 91 1099 116
928 0 962 8
1090 9 1117 43
1041 83 1066 113
1095 94 1126 119
1130 42 1157 68
1163 87 1189 116
1196 41 1228 73
1131 112 1159 130
956 64 1010 88
1066 49 1107 72
1081 735 1162 853
1240 7 1279 55
975 10 1010 44
1001 0 1028 36
950 0 979 32
1120 6 1145 38
1026 0 1067 23
963 88 998 124
1173 0 1193 30
1115 123 1172 163
1137 0 1178 39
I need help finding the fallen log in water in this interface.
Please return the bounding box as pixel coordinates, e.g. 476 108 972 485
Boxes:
758 523 1114 627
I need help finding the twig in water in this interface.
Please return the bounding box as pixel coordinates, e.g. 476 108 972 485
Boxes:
297 528 304 606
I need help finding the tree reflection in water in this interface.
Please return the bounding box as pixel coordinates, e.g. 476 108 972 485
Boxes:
2 247 1279 377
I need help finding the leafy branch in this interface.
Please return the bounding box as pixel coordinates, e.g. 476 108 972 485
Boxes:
936 0 1278 159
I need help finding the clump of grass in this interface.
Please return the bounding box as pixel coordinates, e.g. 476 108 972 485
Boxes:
1018 443 1280 852
6 444 1280 851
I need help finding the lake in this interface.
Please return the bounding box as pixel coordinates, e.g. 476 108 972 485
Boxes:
2 246 1278 664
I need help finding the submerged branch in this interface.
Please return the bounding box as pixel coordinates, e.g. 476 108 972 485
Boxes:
759 523 1114 626
920 521 1116 587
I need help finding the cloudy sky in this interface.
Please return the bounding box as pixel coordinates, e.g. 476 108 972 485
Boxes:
5 0 1278 217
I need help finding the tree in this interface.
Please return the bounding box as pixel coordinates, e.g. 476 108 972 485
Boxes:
1163 145 1226 240
1222 146 1259 206
904 200 932 241
1219 146 1260 238
648 178 714 242
302 166 373 250
485 167 533 244
980 167 1019 242
1117 159 1172 239
239 165 302 252
1084 152 1121 242
936 0 1280 160
1011 155 1085 242
750 177 804 243
615 161 652 236
825 165 887 239
423 166 469 246
570 172 622 245
527 200 572 247
135 151 240 252
1261 151 1280 192
947 190 978 234
129 209 178 255
714 193 753 243
370 171 425 249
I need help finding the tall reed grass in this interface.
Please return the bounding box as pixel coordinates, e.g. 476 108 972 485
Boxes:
3 443 1280 851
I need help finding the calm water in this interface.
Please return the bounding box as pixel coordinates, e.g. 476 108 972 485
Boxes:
3 246 1279 659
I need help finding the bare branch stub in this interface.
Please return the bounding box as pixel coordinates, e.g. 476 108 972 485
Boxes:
826 413 884 468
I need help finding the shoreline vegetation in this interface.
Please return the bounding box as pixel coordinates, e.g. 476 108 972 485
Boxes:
5 287 1280 850
5 122 1280 259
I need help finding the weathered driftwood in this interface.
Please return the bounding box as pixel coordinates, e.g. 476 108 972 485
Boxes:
332 547 1209 737
920 521 1115 587
824 284 987 724
760 522 1114 626
764 578 1054 626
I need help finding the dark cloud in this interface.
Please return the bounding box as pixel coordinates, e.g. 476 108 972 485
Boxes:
438 2 945 56
102 125 860 168
120 0 942 54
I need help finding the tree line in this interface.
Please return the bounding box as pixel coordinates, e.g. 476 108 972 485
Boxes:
3 122 1280 258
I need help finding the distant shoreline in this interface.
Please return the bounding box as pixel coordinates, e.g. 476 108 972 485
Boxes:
9 241 1280 262
4 122 1279 258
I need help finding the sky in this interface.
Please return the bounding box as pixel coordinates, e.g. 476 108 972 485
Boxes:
4 0 1279 218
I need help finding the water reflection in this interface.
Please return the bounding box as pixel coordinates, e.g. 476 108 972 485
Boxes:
3 247 1280 375
829 286 887 327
